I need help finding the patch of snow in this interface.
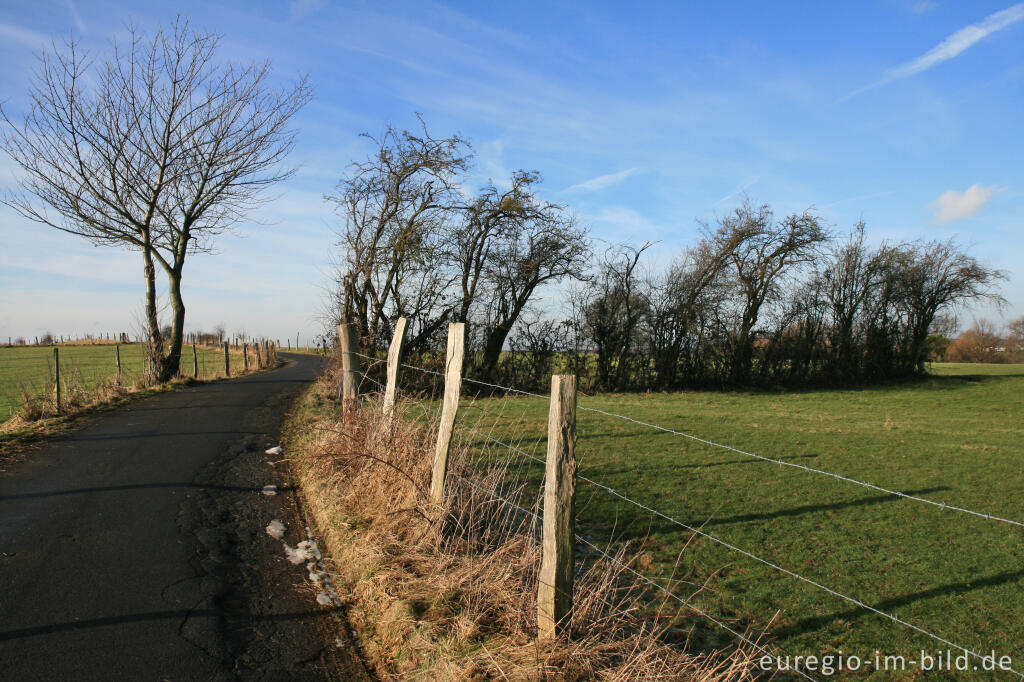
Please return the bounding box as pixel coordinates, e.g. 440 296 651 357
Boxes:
266 519 286 540
261 484 277 496
265 445 283 456
283 540 317 565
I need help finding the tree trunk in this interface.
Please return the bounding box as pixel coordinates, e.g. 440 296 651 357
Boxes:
159 269 186 382
142 241 164 381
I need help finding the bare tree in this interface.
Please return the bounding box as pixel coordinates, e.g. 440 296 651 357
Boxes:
328 118 470 352
891 239 1005 372
1 19 311 380
586 244 651 391
477 199 589 382
708 200 829 384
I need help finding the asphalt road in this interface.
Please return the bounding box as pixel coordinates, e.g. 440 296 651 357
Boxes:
0 353 367 681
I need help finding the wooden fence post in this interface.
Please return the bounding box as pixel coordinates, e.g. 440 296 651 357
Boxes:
538 374 577 640
115 344 121 385
223 341 230 376
382 317 408 427
429 322 466 506
243 343 249 370
53 347 62 415
337 323 361 417
192 343 198 378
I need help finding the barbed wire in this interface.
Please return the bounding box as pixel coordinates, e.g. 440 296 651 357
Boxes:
378 353 1024 530
341 353 1024 677
449 418 1023 678
448 462 819 681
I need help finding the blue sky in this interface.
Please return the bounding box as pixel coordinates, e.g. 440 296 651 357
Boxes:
1 0 1022 343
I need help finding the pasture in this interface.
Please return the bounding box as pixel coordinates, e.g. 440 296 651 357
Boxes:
441 363 1024 678
0 343 236 421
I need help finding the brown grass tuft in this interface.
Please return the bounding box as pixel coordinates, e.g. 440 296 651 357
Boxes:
284 370 769 680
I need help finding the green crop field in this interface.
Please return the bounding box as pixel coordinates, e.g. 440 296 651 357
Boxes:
0 343 238 421
437 363 1024 679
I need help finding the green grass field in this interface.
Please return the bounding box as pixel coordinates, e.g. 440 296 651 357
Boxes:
443 363 1024 679
0 343 239 421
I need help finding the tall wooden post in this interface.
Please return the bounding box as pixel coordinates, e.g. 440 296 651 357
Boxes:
538 375 577 640
53 347 62 415
429 323 466 506
337 323 360 417
223 341 230 376
192 343 198 378
382 317 408 427
115 344 122 385
243 343 249 370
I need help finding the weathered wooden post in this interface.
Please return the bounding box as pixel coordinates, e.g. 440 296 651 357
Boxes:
538 374 577 640
382 317 408 427
115 344 122 385
192 343 198 378
243 343 249 371
337 323 361 417
53 347 62 415
429 322 466 506
223 341 230 376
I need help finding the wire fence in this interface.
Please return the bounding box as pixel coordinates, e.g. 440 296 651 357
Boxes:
346 348 1024 680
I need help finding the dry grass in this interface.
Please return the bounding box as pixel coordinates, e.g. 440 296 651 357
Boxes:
8 364 136 426
283 366 769 680
2 344 276 432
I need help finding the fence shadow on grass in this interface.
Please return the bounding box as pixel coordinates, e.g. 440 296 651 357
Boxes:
771 566 1024 641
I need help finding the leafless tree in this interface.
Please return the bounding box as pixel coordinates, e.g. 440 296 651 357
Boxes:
1 19 311 380
327 118 471 352
708 200 829 384
585 243 651 391
465 173 590 381
891 239 1005 371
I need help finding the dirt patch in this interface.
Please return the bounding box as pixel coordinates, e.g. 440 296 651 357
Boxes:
174 384 372 680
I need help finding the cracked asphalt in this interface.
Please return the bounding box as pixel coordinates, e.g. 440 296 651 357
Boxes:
0 353 370 680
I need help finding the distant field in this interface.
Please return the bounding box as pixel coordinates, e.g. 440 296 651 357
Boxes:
438 362 1024 679
0 343 237 421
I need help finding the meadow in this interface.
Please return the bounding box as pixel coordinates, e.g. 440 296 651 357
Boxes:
433 363 1024 679
0 343 241 421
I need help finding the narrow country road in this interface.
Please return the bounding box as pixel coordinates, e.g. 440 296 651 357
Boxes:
0 353 368 681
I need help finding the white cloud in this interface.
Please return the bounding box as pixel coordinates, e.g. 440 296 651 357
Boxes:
844 3 1024 99
564 167 642 193
910 0 938 15
290 0 327 20
713 176 761 206
66 0 86 34
0 22 52 50
930 184 995 223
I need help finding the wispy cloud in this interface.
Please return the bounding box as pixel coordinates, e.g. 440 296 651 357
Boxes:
713 176 761 206
930 184 995 223
843 3 1024 100
0 21 52 50
66 0 86 33
564 167 642 193
290 0 327 20
910 0 938 15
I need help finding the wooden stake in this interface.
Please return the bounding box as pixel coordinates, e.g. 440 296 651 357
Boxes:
243 343 249 370
382 317 408 427
223 341 230 376
53 347 61 415
192 343 198 378
430 323 466 506
537 374 577 640
115 344 121 385
337 323 361 417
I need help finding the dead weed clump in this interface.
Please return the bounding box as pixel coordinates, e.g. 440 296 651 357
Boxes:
286 373 767 680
